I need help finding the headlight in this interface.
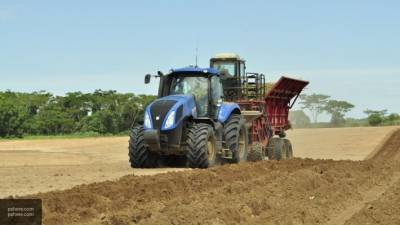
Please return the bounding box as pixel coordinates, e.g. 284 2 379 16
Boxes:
163 110 175 129
144 111 152 129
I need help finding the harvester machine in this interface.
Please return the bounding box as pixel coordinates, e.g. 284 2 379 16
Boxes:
210 53 309 161
128 53 308 168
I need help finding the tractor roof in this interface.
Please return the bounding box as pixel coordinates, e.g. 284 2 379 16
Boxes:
211 52 242 60
169 66 220 76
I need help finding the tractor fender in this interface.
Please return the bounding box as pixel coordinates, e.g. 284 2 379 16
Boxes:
218 102 241 123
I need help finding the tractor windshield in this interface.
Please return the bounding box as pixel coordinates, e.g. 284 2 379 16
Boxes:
170 76 209 116
212 61 235 77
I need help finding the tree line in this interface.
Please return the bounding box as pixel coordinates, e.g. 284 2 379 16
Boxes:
0 90 155 138
1 90 398 138
289 93 400 128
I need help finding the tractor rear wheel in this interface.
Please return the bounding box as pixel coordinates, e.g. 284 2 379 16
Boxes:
186 123 217 168
283 139 293 159
224 114 249 163
247 142 264 162
128 126 158 168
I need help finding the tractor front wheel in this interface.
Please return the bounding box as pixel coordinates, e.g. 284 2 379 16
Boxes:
128 126 158 168
186 123 217 168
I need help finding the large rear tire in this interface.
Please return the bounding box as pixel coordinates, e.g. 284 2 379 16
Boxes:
186 123 217 168
128 126 158 168
224 114 249 163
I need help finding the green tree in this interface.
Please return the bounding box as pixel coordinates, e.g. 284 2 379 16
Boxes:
81 110 118 134
367 114 383 126
364 109 387 126
0 99 26 137
299 94 330 123
386 113 399 123
324 100 355 126
0 90 156 137
35 103 75 134
364 109 387 116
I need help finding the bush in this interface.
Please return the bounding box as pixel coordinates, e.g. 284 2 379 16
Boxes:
368 114 383 126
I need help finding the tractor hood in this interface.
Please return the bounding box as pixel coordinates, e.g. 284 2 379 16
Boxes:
144 95 197 131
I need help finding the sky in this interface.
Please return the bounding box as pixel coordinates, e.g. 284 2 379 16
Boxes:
1 0 400 120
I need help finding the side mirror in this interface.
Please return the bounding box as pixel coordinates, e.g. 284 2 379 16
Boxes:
144 74 151 84
157 71 164 77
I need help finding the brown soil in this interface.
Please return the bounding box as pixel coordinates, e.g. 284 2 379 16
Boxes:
287 126 399 160
1 127 397 198
344 178 400 225
0 137 188 197
22 128 400 225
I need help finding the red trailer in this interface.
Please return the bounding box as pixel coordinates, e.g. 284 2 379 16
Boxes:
211 53 309 160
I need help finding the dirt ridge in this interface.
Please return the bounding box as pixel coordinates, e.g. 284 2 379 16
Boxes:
23 129 400 225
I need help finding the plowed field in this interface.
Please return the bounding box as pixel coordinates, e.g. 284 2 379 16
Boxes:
1 127 399 224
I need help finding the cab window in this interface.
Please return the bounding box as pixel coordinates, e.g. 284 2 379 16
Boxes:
212 61 235 77
211 76 223 104
210 76 223 119
169 75 209 117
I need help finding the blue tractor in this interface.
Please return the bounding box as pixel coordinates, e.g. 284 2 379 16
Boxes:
129 66 248 168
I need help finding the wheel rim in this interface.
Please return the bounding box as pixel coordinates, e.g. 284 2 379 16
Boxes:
238 128 245 158
207 139 215 161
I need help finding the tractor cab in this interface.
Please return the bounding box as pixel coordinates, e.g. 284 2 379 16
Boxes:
210 53 245 101
210 53 245 78
210 53 265 101
146 67 224 120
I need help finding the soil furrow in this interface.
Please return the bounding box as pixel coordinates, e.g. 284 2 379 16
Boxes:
15 128 400 225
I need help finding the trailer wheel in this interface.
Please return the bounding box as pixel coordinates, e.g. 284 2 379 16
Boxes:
274 138 287 160
283 139 293 159
248 142 264 162
128 126 158 168
186 123 217 168
267 137 279 160
224 114 248 163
